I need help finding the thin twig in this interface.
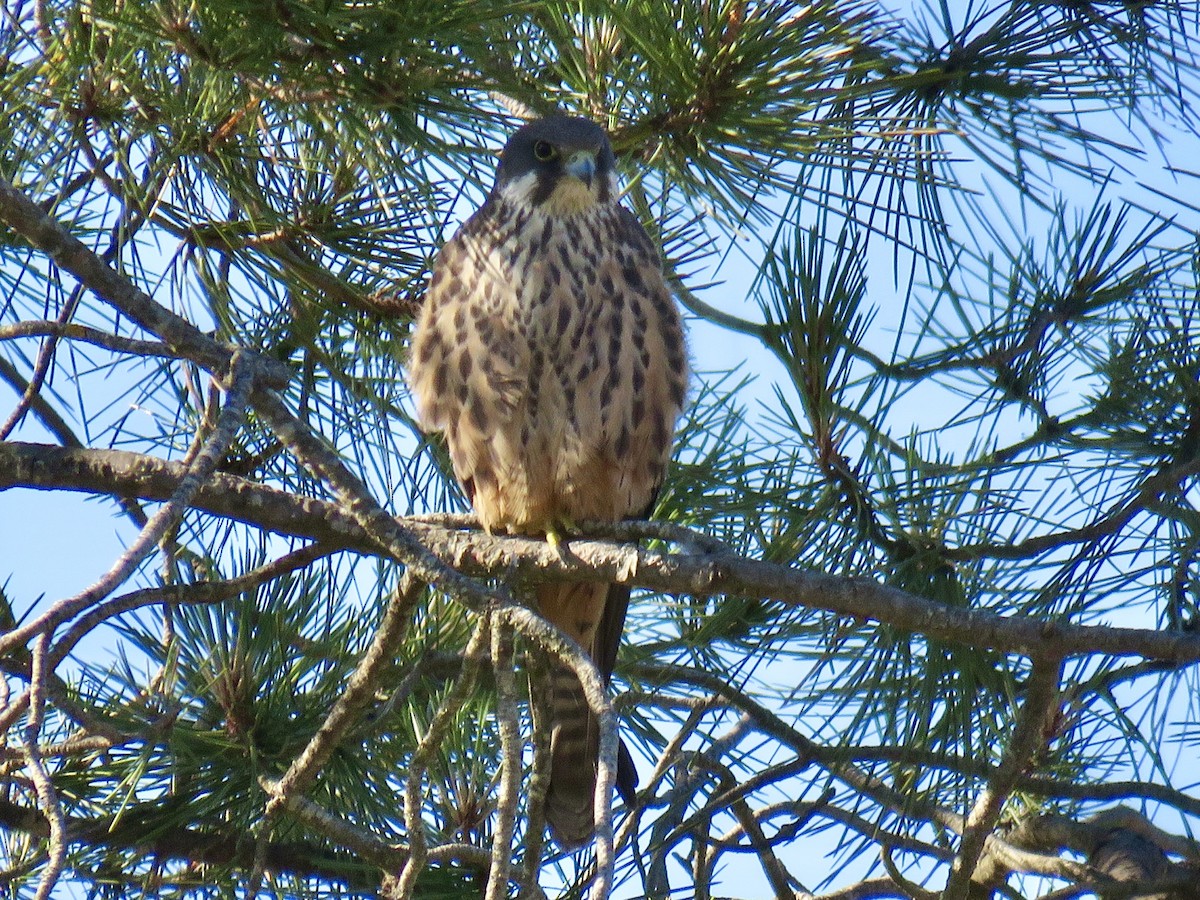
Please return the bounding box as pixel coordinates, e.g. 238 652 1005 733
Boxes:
0 355 254 656
48 545 331 668
700 757 794 898
268 575 424 801
633 661 969 840
0 175 291 387
486 616 521 900
258 575 425 890
0 733 112 762
391 619 492 899
613 696 723 856
251 389 508 616
879 844 937 900
22 635 67 900
0 286 83 441
0 320 176 358
947 653 1064 894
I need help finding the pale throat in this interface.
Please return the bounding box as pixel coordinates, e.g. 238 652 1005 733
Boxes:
543 179 599 215
502 171 620 216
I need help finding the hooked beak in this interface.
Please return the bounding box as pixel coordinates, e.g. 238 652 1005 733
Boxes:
563 150 597 188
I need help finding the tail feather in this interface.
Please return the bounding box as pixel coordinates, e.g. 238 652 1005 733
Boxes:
544 665 598 847
534 582 638 848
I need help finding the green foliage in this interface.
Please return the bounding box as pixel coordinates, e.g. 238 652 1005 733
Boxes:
3 0 1200 897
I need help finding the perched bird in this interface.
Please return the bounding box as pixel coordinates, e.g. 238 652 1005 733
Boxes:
407 115 687 846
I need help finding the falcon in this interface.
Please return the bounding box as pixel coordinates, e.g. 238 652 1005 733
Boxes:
407 115 687 847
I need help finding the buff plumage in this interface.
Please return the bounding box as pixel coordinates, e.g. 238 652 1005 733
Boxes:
407 115 686 846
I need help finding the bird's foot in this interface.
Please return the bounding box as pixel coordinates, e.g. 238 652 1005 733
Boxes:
546 519 580 563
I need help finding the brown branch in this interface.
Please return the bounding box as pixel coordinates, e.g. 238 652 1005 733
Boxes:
48 544 331 668
7 440 1200 664
0 440 362 544
795 877 918 899
946 654 1064 894
0 175 290 389
699 757 795 897
270 791 403 870
392 619 491 898
1018 776 1200 820
948 454 1200 563
0 795 381 890
992 808 1200 898
0 320 177 358
266 575 423 804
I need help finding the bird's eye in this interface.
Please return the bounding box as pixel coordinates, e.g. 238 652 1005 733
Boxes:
533 140 557 161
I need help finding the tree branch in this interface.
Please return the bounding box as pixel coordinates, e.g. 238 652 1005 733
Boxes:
0 795 384 891
946 654 1064 894
0 359 253 658
0 175 290 389
7 441 1200 664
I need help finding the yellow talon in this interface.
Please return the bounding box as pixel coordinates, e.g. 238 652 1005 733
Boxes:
546 520 578 562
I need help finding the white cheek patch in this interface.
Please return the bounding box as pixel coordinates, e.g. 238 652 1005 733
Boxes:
499 170 614 215
500 172 541 207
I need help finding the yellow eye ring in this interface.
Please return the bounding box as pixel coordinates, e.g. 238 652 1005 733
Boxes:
533 140 557 161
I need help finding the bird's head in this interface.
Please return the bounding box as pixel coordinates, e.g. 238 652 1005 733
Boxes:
491 115 619 216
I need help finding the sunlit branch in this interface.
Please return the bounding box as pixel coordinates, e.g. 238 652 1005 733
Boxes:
20 634 65 900
0 357 253 658
392 618 490 898
0 176 290 388
945 654 1064 894
0 320 177 359
7 441 1200 663
487 616 521 900
264 574 424 803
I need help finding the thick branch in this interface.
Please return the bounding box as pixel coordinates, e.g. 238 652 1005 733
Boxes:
991 809 1200 898
0 796 381 890
0 176 288 388
946 655 1064 894
6 440 1200 663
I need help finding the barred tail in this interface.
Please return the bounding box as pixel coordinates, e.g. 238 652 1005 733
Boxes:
535 582 638 848
543 659 598 847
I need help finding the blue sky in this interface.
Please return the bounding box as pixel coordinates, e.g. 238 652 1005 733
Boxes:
4 3 1200 896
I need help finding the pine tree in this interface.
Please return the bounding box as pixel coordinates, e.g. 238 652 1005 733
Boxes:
2 1 1199 897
